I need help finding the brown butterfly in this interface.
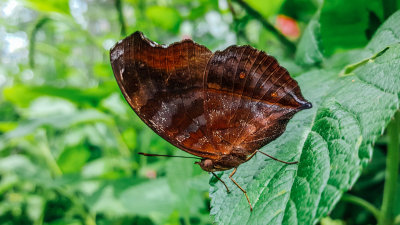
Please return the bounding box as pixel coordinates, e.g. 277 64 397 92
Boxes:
110 31 311 211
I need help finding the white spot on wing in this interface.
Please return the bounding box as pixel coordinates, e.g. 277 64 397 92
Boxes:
119 67 125 81
152 101 177 129
111 47 124 61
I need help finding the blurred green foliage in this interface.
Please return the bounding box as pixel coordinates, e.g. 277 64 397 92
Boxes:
0 0 399 225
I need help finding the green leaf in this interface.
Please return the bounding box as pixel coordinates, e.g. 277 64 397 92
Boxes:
3 84 112 107
117 174 208 223
297 0 388 62
2 109 111 140
57 146 91 173
295 14 323 66
118 178 178 221
121 128 137 150
166 156 208 216
210 15 400 225
145 6 182 33
365 10 400 54
319 0 369 55
23 0 70 15
0 122 18 132
245 0 285 18
280 0 320 22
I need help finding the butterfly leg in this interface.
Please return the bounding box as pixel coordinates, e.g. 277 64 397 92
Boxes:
229 168 253 211
245 151 258 162
256 150 298 164
212 172 230 193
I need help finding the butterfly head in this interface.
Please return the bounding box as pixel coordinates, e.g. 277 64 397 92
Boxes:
195 159 215 172
196 153 247 172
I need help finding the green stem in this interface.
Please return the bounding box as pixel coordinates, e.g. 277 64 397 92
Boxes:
115 0 127 37
40 131 62 177
341 194 381 220
339 46 390 77
227 0 251 44
232 0 296 53
183 215 191 225
379 111 400 225
383 0 398 20
29 16 50 68
110 122 131 157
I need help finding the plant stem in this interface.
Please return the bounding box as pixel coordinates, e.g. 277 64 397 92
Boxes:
115 0 127 37
232 0 296 53
379 111 400 225
341 194 380 220
29 17 50 68
184 215 191 225
110 122 131 157
383 0 398 20
40 131 62 177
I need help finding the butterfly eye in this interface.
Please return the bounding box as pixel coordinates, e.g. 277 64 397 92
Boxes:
203 159 213 167
199 159 214 171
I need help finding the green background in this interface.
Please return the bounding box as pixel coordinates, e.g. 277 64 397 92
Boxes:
0 0 400 224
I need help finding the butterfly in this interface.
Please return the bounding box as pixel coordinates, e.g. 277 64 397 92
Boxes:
110 31 312 211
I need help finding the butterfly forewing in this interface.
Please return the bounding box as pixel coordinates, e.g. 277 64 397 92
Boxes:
110 32 218 158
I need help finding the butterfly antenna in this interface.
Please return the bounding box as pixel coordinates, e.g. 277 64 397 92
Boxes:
138 152 202 160
256 150 298 164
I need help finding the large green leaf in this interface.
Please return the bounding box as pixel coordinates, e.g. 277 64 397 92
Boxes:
210 11 400 225
319 0 369 55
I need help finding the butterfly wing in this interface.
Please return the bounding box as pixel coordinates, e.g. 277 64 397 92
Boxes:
203 46 311 154
110 32 218 159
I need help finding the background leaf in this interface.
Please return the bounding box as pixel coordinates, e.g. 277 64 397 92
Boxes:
319 0 370 55
246 0 285 18
295 14 323 66
145 6 182 33
24 0 70 15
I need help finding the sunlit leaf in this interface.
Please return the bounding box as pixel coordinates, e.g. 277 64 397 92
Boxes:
245 0 285 18
57 146 91 173
121 128 137 150
0 122 18 132
23 0 70 15
146 6 182 33
3 84 112 107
